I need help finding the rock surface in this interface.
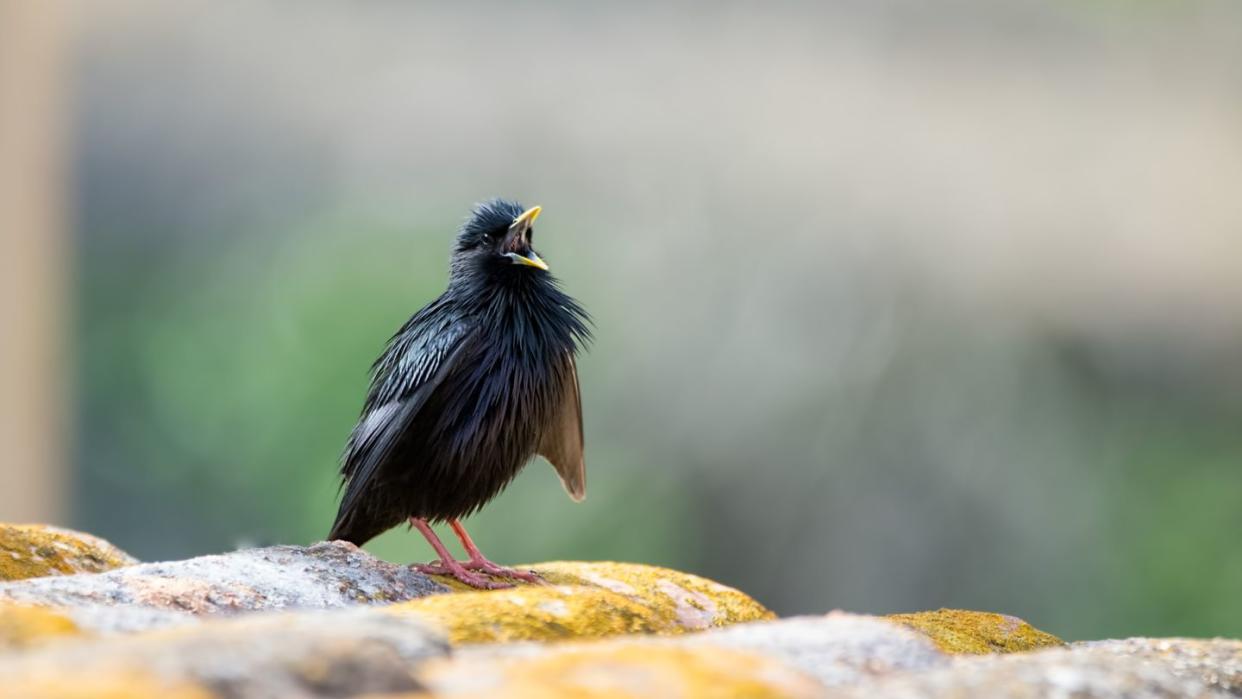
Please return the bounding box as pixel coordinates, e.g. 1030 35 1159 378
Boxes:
0 604 80 650
0 524 135 581
430 628 1240 699
0 609 448 699
0 673 214 699
420 641 825 699
0 524 1237 699
688 612 951 687
437 612 953 695
886 608 1065 654
388 584 685 644
827 640 1242 698
1077 638 1242 696
0 541 447 632
534 560 774 631
394 561 774 644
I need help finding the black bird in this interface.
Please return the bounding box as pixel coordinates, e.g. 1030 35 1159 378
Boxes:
328 199 590 588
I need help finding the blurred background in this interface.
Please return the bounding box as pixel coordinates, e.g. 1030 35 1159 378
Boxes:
2 0 1241 642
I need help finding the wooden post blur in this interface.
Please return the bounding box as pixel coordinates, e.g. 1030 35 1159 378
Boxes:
0 1 69 523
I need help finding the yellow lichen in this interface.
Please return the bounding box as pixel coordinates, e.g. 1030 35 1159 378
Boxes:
0 524 136 581
411 561 774 644
0 603 81 649
886 608 1064 654
417 641 823 698
385 585 669 644
534 562 775 631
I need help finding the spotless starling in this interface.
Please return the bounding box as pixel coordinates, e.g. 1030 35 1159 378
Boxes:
328 199 591 588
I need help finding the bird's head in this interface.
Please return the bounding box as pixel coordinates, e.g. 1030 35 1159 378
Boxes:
452 199 549 281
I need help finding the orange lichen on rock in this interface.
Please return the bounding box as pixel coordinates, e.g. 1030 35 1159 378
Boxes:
0 603 81 649
386 585 668 644
0 524 136 581
405 561 773 644
886 608 1064 654
534 561 776 631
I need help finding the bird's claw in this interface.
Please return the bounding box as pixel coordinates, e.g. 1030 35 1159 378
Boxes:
413 561 512 589
414 557 544 586
405 519 542 588
459 558 545 584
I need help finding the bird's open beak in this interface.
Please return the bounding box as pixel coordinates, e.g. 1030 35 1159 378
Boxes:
512 205 541 230
504 205 549 271
507 251 549 270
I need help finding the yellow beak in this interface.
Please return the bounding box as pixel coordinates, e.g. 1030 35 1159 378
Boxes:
505 205 548 270
512 205 541 229
508 251 549 271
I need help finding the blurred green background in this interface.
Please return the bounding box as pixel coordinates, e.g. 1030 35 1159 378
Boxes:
16 0 1242 642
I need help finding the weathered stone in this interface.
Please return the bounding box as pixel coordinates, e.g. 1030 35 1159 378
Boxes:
0 603 81 650
0 522 1232 698
0 609 449 699
1076 638 1242 696
829 643 1232 699
0 524 135 581
0 542 447 632
533 561 775 631
419 641 824 698
689 612 950 687
0 547 773 645
432 613 951 694
430 615 1215 699
398 561 773 644
0 672 214 699
386 584 671 644
886 608 1064 654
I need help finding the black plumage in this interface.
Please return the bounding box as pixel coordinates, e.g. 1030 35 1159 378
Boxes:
328 199 590 587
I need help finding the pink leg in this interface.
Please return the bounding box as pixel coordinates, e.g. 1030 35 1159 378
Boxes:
448 520 543 584
408 518 510 589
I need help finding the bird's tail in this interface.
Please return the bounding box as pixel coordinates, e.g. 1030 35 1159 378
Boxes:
327 507 389 547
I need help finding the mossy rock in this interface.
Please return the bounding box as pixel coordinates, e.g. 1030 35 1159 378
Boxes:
886 608 1064 654
387 584 670 644
0 524 136 581
401 561 774 644
418 641 823 698
535 562 774 631
0 603 81 650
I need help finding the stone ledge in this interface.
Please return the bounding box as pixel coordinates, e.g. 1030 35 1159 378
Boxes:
387 584 683 644
0 609 448 698
419 640 825 699
0 541 447 632
399 561 775 644
0 524 1234 699
827 638 1242 698
0 544 775 645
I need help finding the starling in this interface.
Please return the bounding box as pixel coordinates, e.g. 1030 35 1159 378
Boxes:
328 199 590 588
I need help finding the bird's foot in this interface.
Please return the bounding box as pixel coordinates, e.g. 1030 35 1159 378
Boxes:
442 519 545 584
413 560 512 589
459 557 544 584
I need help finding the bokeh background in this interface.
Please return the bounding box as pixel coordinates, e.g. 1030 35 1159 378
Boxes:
2 0 1241 642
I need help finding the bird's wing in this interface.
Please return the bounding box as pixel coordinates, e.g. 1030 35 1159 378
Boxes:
538 357 586 501
336 312 477 520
